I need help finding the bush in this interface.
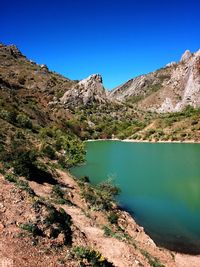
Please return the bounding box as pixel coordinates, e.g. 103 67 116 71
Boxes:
44 206 72 245
5 173 18 183
52 185 64 199
108 212 119 224
41 144 56 160
73 246 114 266
12 149 38 178
20 223 43 237
97 180 121 197
16 114 32 129
16 180 35 196
80 180 121 211
79 176 90 183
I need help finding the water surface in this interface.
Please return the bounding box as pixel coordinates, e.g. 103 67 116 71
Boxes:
72 141 200 253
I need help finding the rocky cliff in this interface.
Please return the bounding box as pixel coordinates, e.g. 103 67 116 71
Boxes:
110 49 200 113
60 73 109 107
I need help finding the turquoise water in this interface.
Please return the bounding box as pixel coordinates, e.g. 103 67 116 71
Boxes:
72 141 200 253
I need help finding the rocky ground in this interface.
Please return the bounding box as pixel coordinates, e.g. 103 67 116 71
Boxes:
1 169 200 267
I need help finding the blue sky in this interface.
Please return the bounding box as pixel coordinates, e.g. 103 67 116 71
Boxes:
1 0 200 89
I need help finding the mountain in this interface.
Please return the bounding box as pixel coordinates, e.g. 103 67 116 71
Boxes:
110 49 200 112
0 43 181 267
1 42 200 143
60 73 110 107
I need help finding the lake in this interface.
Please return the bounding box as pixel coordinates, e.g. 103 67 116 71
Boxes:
72 140 200 253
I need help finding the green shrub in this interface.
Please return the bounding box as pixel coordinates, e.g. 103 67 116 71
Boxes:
80 180 120 211
103 225 113 237
73 246 114 266
52 185 64 198
12 149 38 178
5 173 18 183
140 249 165 267
16 114 32 129
41 144 56 160
16 180 35 196
108 212 119 224
51 184 74 205
44 206 72 245
79 176 90 183
20 223 43 237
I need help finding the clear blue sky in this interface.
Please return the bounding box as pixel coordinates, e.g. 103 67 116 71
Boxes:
1 0 200 89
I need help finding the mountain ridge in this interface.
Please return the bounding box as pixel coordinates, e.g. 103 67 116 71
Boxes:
110 49 200 112
2 42 200 114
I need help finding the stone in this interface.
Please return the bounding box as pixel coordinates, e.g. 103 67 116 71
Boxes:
60 73 108 107
56 233 65 245
6 45 25 58
40 64 48 69
180 50 192 63
0 223 4 232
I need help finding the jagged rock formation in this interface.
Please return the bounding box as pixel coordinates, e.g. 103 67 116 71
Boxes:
0 43 25 59
1 42 200 115
60 74 109 107
110 49 200 112
180 50 192 63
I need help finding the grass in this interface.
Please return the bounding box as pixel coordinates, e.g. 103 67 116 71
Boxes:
140 249 165 267
4 173 36 197
20 223 43 237
51 184 74 206
79 179 120 211
73 246 115 266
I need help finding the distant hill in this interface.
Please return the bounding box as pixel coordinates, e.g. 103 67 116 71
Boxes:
110 49 200 113
0 42 200 143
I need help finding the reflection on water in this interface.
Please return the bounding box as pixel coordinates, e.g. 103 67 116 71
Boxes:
72 141 200 253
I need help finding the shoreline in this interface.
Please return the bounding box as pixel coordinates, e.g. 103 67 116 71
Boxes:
86 138 200 144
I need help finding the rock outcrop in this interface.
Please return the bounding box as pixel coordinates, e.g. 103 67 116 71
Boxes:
1 42 200 113
60 74 109 107
180 50 192 63
110 49 200 112
0 43 25 59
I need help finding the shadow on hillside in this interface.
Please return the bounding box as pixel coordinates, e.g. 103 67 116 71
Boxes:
28 166 57 185
151 234 200 255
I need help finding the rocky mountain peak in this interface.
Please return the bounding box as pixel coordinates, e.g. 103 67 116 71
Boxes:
79 73 103 86
111 48 200 113
60 73 108 107
0 43 25 59
194 49 200 58
180 50 192 63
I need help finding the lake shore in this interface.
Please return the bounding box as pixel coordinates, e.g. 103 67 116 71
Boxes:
87 138 200 144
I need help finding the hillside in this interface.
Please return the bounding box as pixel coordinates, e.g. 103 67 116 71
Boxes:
110 49 200 113
0 43 200 266
1 43 200 142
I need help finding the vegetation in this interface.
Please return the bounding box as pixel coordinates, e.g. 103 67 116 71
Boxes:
107 211 119 224
51 184 73 205
4 172 36 196
73 246 114 266
140 249 165 267
44 206 72 245
20 223 43 237
21 200 73 246
79 179 120 211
